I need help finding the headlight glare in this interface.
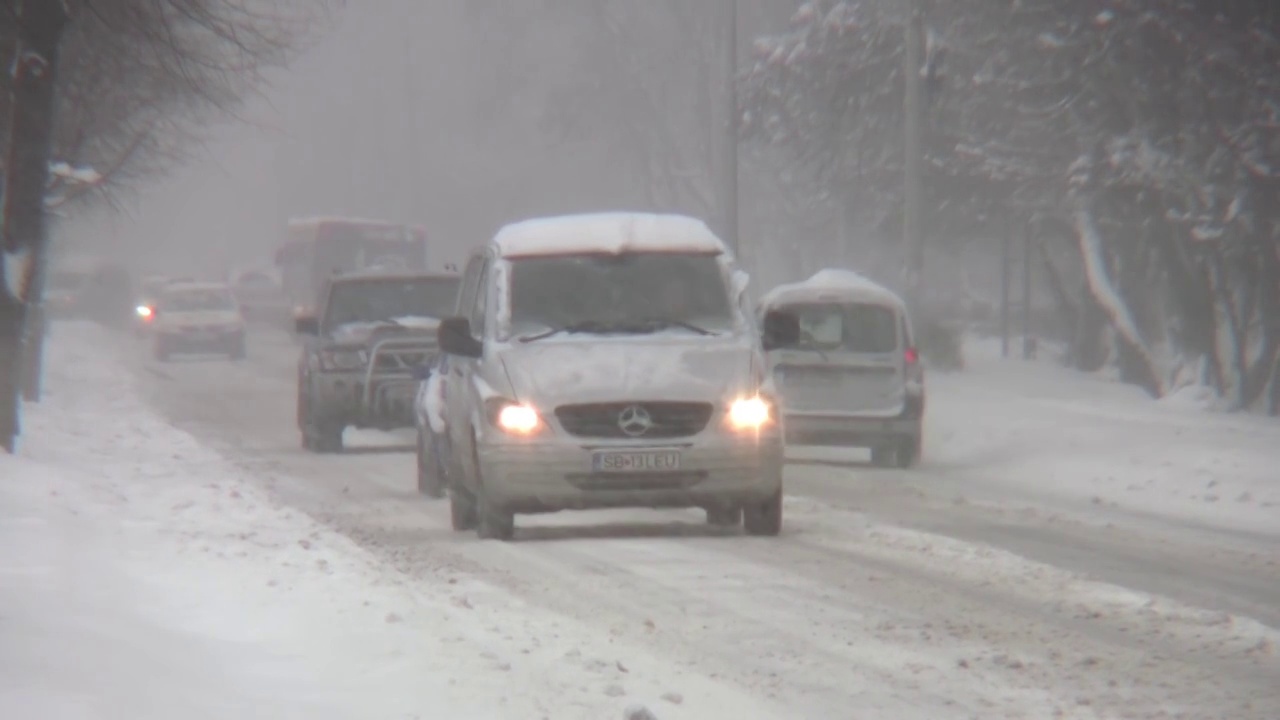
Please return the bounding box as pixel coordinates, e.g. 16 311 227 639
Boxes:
727 396 772 430
487 399 541 435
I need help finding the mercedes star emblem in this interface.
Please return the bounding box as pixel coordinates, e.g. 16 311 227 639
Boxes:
617 404 653 437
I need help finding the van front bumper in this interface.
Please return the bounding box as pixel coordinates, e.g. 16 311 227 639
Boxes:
475 432 783 514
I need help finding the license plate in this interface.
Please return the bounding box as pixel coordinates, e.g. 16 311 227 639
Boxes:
591 450 681 473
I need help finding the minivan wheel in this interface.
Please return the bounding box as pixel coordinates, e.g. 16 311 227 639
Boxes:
743 490 782 537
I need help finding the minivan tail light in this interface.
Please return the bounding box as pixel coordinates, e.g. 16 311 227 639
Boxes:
904 347 919 365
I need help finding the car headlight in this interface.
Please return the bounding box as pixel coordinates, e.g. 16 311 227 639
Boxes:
484 398 542 435
320 349 366 371
726 395 773 431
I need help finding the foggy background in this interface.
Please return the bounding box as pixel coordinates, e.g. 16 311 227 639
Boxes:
59 1 808 288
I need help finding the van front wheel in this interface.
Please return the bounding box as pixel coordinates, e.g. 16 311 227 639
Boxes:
743 490 782 537
896 435 922 468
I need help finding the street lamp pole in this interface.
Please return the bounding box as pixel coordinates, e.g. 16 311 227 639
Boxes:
902 0 925 307
724 0 740 259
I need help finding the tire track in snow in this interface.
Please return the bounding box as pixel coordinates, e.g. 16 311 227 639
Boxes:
126 326 1280 720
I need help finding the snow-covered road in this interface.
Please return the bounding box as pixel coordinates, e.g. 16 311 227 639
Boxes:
5 322 1278 719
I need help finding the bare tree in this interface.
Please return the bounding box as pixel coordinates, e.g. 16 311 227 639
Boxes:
0 0 334 451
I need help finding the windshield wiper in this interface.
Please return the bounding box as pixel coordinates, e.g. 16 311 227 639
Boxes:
634 317 717 336
518 320 617 343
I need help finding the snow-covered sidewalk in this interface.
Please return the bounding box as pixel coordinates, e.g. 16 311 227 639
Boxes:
0 325 783 720
923 339 1279 537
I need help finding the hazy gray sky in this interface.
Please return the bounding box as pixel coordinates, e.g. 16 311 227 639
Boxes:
57 1 807 288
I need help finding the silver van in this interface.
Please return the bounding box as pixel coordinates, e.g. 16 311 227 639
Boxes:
434 212 799 540
760 269 924 467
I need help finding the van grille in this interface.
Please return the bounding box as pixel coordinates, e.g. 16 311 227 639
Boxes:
555 402 714 439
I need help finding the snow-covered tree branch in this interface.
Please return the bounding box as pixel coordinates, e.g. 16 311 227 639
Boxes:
739 0 1280 409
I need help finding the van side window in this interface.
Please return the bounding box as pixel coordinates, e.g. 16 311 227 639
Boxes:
469 259 490 337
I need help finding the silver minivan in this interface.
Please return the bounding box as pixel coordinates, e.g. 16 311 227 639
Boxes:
434 212 799 540
760 269 925 467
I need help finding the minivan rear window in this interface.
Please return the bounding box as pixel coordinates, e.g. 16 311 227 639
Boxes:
786 302 898 353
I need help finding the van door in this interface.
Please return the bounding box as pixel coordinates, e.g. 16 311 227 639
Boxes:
773 301 905 417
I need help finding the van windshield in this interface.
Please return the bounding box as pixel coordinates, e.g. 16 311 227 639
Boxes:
784 302 898 353
506 252 734 338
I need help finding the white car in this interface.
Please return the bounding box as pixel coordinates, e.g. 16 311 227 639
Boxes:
434 212 800 540
760 269 925 467
149 281 247 362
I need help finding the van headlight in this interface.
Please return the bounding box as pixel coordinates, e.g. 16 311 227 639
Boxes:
726 395 773 430
485 398 542 435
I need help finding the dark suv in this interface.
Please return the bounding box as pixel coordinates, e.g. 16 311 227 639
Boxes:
294 269 461 453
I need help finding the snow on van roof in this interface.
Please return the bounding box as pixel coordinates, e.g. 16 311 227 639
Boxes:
761 268 906 308
493 212 728 258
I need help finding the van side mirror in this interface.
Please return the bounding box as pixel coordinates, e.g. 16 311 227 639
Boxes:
438 316 482 358
294 314 319 336
761 309 800 351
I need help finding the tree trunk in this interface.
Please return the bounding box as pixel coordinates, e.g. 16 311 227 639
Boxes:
901 0 926 307
0 0 71 452
21 305 46 400
0 299 23 452
1070 285 1109 373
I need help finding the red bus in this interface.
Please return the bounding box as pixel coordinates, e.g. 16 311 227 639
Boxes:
274 216 430 313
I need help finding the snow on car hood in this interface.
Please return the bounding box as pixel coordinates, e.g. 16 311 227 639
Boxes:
329 316 441 346
498 334 761 407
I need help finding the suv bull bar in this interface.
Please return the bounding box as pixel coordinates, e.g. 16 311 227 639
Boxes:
359 335 436 426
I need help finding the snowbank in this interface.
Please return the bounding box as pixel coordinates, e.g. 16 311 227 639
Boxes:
0 323 779 720
926 336 1280 536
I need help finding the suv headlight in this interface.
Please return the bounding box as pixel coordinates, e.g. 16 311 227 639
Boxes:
484 398 542 435
726 395 774 431
320 349 367 371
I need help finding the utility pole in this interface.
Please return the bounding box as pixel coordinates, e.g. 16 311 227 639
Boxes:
723 0 740 259
901 0 926 307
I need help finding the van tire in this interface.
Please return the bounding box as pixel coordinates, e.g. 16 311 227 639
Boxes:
896 435 922 468
743 490 782 536
476 490 515 541
470 441 514 540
